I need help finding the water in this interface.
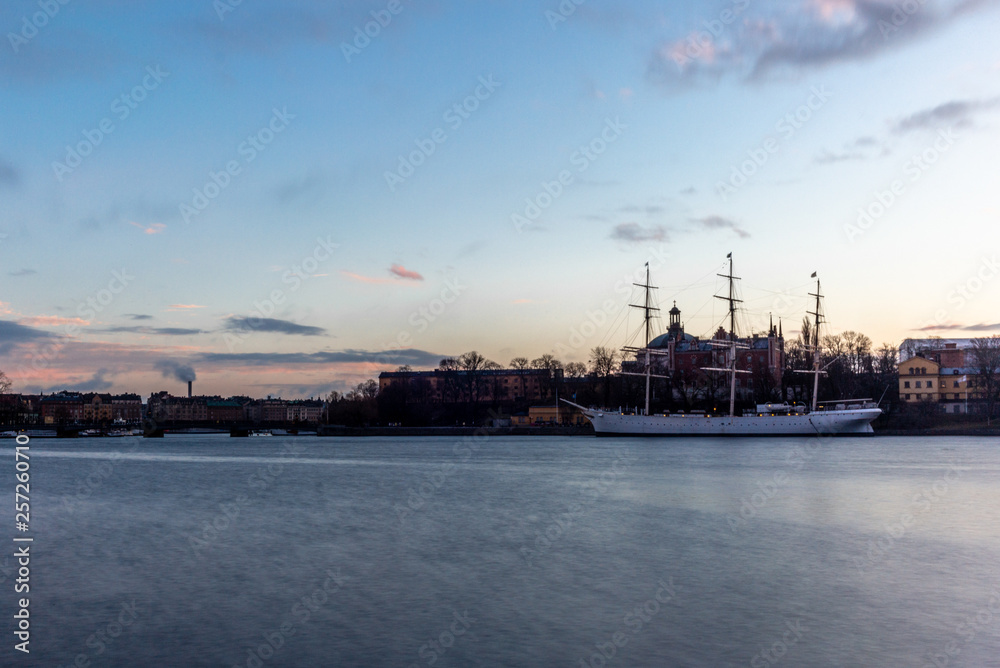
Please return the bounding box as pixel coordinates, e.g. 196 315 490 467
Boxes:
2 434 999 667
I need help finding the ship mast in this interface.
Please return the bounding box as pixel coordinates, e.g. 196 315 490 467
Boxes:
807 273 823 412
631 263 659 415
714 253 743 417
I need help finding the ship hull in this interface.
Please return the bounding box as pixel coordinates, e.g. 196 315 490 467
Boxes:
584 408 881 436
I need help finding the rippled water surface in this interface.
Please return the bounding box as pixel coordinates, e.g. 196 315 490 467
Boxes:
2 434 1000 667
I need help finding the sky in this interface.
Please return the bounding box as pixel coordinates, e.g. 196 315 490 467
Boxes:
1 0 999 399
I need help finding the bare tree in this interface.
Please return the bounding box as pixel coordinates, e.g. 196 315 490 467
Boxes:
530 354 562 371
589 347 619 405
439 358 460 371
0 370 10 394
509 357 529 370
971 336 1000 424
564 362 588 378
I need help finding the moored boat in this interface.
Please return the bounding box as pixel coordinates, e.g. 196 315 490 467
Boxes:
565 255 882 436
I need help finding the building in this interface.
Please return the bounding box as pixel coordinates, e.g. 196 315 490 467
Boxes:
287 400 323 423
378 368 556 404
40 392 85 424
511 404 588 426
206 399 243 423
147 392 208 422
633 303 785 400
897 339 980 413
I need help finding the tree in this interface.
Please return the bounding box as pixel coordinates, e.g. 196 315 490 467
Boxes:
970 336 1000 424
530 354 562 371
564 362 588 378
509 357 529 370
589 347 619 405
439 358 460 371
0 370 10 394
396 365 413 372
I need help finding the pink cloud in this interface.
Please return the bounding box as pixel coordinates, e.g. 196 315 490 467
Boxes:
389 264 424 281
129 221 166 235
167 304 206 310
20 315 89 327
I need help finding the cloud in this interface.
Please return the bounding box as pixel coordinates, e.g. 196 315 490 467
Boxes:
610 223 670 243
52 369 115 393
274 173 325 204
690 215 751 238
648 0 995 89
8 268 37 276
128 221 167 235
340 270 415 285
223 317 326 336
167 304 206 310
101 326 206 336
0 319 56 355
892 97 1000 133
0 157 19 187
154 360 197 382
20 315 89 327
389 264 424 281
125 314 153 320
198 348 446 368
916 322 1000 332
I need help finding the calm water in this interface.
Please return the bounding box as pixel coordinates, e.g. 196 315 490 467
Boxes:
2 434 999 667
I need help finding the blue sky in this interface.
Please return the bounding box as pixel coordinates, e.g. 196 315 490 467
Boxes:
2 0 999 398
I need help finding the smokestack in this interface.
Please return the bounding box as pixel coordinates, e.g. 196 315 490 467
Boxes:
188 381 192 398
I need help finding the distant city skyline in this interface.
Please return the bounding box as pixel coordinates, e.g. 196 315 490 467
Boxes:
2 0 999 398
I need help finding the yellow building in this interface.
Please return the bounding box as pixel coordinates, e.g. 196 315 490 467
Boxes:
511 405 587 426
899 356 975 413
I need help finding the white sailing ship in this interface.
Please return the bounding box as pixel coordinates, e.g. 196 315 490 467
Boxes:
563 255 882 436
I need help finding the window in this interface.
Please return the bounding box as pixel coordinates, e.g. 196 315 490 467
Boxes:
940 381 946 388
904 394 910 400
910 368 916 375
954 381 960 387
904 381 910 388
915 381 921 388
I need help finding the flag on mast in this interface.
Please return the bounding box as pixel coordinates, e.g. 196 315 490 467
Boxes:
811 272 817 278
